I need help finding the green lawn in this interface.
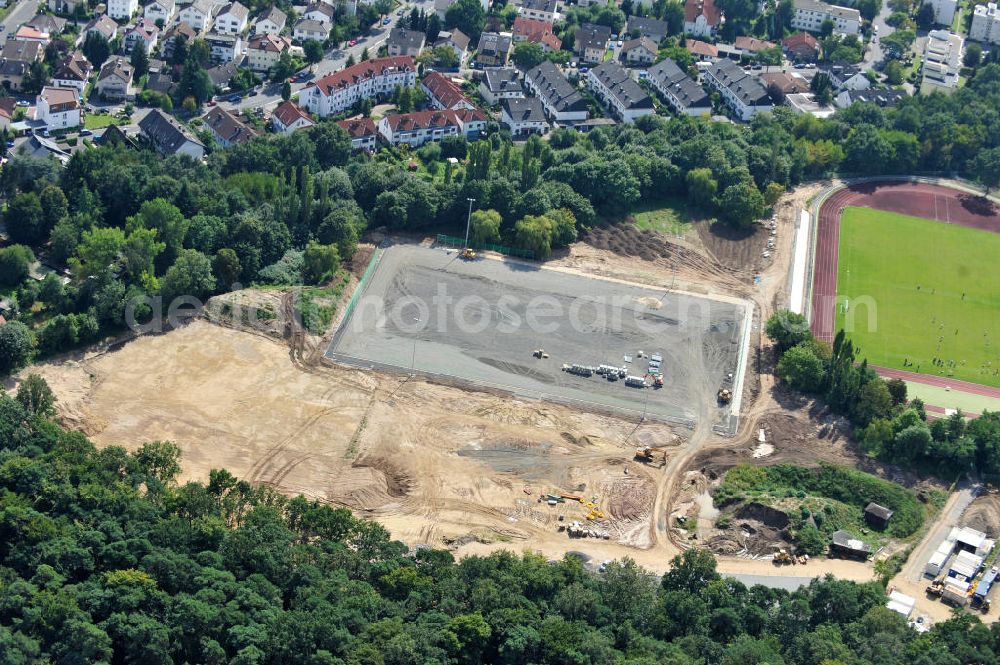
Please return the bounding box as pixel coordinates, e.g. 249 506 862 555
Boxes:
630 197 697 235
83 114 123 129
835 206 1000 387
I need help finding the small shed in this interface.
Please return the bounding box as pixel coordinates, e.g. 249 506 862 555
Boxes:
886 590 916 618
830 530 873 560
949 549 984 581
864 502 894 530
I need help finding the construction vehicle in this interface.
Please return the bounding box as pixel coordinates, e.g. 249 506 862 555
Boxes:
634 446 668 466
625 375 646 388
983 599 992 614
532 349 549 359
773 548 792 564
927 580 944 597
653 375 664 388
717 388 732 404
562 364 594 377
460 248 477 260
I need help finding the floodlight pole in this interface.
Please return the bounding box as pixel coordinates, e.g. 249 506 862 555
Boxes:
464 198 476 248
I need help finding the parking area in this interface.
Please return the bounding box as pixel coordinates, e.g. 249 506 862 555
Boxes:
328 244 749 425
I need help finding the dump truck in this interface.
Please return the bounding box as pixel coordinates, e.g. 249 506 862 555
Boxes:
460 248 476 260
717 388 732 404
562 364 594 377
634 446 667 466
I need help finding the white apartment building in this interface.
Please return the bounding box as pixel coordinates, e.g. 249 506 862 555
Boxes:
971 3 1000 44
36 86 81 129
791 0 861 35
299 56 416 117
921 29 963 94
144 0 175 24
214 2 249 34
107 0 139 20
179 0 215 32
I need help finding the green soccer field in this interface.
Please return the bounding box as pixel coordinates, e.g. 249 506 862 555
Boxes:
835 207 1000 388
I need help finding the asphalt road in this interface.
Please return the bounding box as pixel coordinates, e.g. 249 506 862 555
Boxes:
865 0 897 66
219 0 436 116
328 245 745 425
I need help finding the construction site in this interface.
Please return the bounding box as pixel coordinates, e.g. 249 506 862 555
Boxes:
26 182 909 584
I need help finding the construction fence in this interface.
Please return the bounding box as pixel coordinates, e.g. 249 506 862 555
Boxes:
435 234 535 260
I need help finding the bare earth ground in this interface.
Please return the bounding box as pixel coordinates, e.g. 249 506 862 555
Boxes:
30 184 888 586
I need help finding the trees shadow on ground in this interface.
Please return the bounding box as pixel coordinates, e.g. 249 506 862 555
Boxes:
958 193 998 218
707 220 757 242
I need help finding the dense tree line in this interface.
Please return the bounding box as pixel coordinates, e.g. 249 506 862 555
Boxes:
1 380 999 663
766 310 1000 480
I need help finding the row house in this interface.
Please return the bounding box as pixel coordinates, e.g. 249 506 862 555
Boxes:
336 117 378 150
523 60 587 124
299 56 416 118
585 61 654 123
479 67 523 105
421 71 475 111
647 57 711 116
500 96 547 136
703 58 773 121
377 108 485 147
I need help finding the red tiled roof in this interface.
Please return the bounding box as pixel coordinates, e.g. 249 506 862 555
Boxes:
422 71 473 110
248 33 290 53
336 117 377 138
734 36 776 52
540 32 562 51
782 32 819 51
686 39 718 57
684 0 722 26
272 101 313 128
453 107 487 124
383 109 462 132
307 56 415 96
513 17 554 41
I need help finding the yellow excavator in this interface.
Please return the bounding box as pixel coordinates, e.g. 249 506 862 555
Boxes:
460 248 477 260
634 446 668 466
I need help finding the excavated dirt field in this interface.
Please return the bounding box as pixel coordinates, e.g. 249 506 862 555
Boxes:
961 494 1000 538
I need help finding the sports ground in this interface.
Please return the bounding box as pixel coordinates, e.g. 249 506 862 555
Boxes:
835 207 1000 387
811 180 1000 396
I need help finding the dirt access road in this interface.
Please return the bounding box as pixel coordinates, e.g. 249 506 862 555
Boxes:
30 184 876 584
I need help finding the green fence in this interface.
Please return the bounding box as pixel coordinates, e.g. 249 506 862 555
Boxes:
435 234 535 260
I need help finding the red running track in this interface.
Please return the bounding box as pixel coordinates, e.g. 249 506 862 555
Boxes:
810 181 1000 344
872 365 1000 399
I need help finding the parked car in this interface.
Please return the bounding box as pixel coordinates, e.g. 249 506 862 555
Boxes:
207 99 217 106
348 38 357 46
580 66 589 73
382 17 391 24
79 129 92 136
15 100 29 107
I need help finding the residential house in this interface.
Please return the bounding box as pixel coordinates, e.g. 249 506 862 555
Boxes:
52 52 92 96
144 0 176 24
299 56 416 117
703 58 772 121
684 0 722 38
921 29 963 94
271 100 315 133
585 61 654 123
108 0 139 20
500 96 547 136
125 18 160 54
791 0 861 35
378 109 473 146
477 32 513 66
422 71 475 110
523 60 587 123
0 98 15 131
434 29 471 63
146 70 177 94
759 71 810 95
387 27 426 56
336 117 378 150
293 18 330 42
626 16 669 44
76 16 118 46
14 26 51 45
686 38 718 59
139 108 205 158
246 32 292 71
215 1 249 34
179 0 216 32
512 17 562 52
518 0 558 23
36 86 81 130
575 23 610 63
647 57 711 116
816 61 869 90
924 0 957 25
161 22 198 61
95 56 135 100
48 0 85 15
254 6 287 35
203 106 258 147
453 107 486 138
971 3 1000 45
205 32 241 62
734 35 776 56
834 87 907 108
785 92 835 117
303 2 334 23
479 66 523 105
782 31 819 60
207 60 239 88
26 14 67 35
619 37 657 65
0 40 43 91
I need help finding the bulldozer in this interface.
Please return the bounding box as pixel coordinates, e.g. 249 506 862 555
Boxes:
717 388 732 404
634 447 667 466
773 548 792 565
460 248 477 260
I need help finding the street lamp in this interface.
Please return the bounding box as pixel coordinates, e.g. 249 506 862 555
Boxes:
464 197 476 248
